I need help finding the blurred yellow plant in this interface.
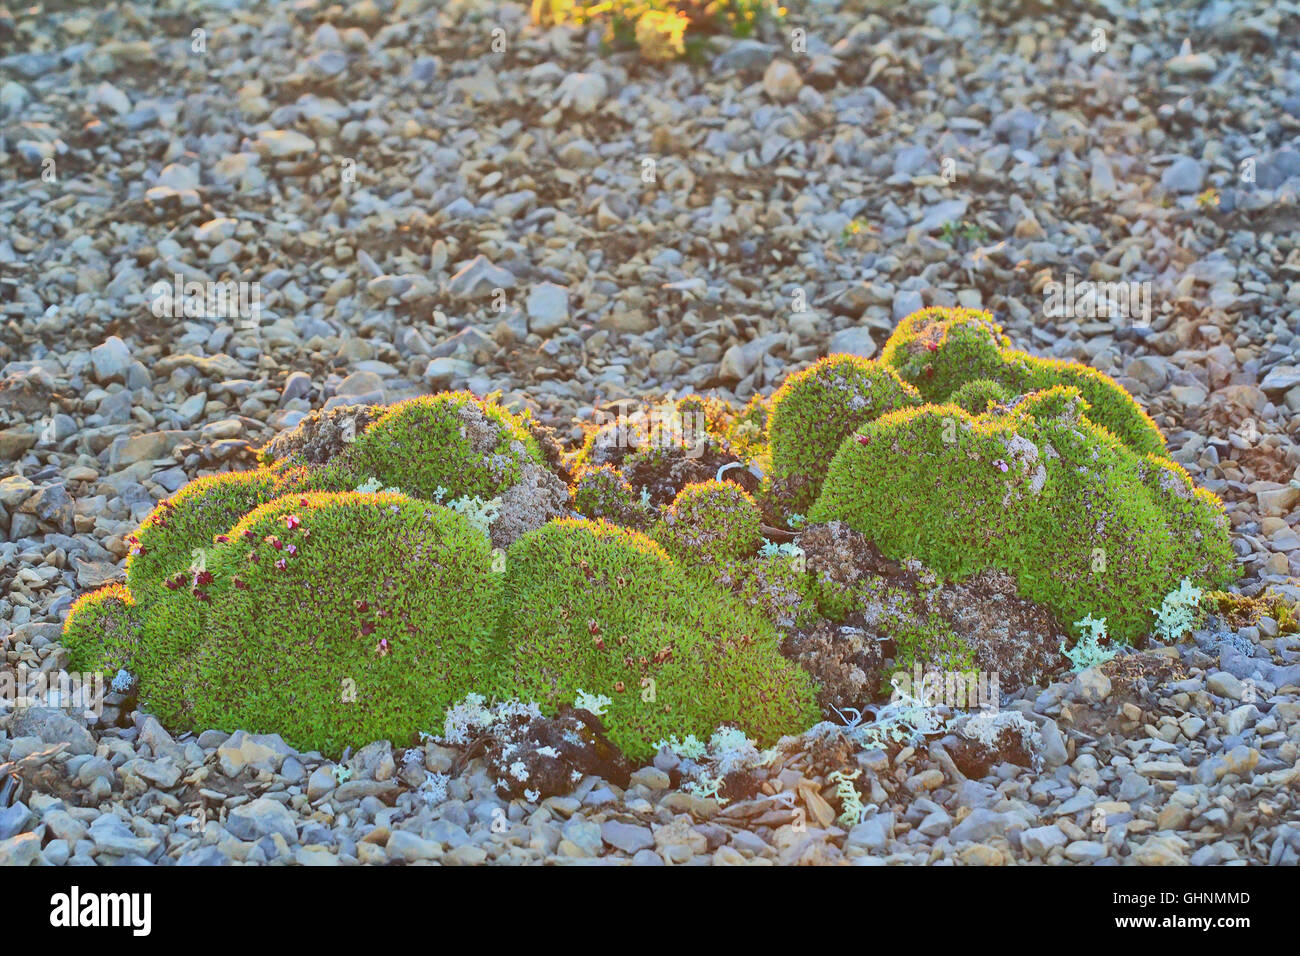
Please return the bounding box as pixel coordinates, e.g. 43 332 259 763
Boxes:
636 9 690 60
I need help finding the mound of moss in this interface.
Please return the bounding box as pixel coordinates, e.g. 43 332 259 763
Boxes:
653 480 762 566
67 399 816 758
767 355 922 515
126 470 290 607
949 378 1014 415
879 307 1166 456
350 392 547 502
810 387 1236 643
62 584 142 677
71 389 572 742
497 519 819 758
571 464 653 528
129 493 504 752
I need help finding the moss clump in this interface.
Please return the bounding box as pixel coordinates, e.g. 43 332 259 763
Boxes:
349 392 545 502
144 493 504 752
571 464 653 528
126 470 288 607
497 519 819 758
810 387 1237 643
880 307 1166 457
768 355 922 514
62 584 142 675
653 481 762 566
949 378 1014 415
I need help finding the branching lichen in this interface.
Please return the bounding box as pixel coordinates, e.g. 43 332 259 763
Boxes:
828 768 866 828
1061 615 1117 671
1151 578 1203 643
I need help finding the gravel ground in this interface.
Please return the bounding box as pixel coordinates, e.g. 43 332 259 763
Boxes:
1 0 1299 865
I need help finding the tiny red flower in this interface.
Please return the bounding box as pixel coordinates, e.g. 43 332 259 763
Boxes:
215 535 229 544
284 514 300 529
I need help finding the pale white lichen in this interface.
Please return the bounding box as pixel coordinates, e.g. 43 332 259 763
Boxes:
843 679 951 750
1062 615 1117 671
355 477 403 495
684 772 727 805
828 769 866 828
574 689 612 716
759 539 805 560
706 726 778 776
447 495 502 537
1151 578 1203 643
439 693 543 744
956 709 1042 766
655 733 707 760
442 692 495 744
417 771 449 806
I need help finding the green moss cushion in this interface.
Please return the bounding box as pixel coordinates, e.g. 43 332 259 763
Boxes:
948 377 1014 415
652 480 763 566
134 492 503 751
879 307 1167 457
62 584 141 676
126 471 287 607
349 391 544 501
768 354 922 513
497 519 818 758
810 387 1236 643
